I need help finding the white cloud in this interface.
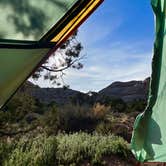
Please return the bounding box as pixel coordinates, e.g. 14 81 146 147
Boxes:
31 39 152 92
61 42 152 92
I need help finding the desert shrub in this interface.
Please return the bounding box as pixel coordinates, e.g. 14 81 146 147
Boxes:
40 103 93 134
95 112 116 135
4 135 57 166
41 105 61 135
0 110 12 125
1 92 37 124
41 103 115 134
127 100 146 112
95 121 113 135
0 133 130 166
56 132 130 165
92 103 111 119
110 98 127 112
34 99 47 114
70 92 88 105
57 104 98 133
97 96 126 112
0 140 14 164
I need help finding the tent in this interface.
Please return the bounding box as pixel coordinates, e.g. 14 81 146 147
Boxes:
0 0 103 109
131 0 166 163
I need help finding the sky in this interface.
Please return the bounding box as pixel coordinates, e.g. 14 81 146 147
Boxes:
36 0 155 92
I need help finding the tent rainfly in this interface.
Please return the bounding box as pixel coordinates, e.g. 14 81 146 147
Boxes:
131 0 166 163
0 0 103 109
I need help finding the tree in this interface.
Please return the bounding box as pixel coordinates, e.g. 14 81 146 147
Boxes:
0 92 37 123
32 31 84 87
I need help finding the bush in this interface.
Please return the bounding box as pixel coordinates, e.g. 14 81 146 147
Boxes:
1 92 37 124
41 105 60 135
110 98 127 112
97 96 127 112
57 104 98 133
94 112 116 135
127 100 146 112
56 132 130 165
95 121 113 135
0 140 14 164
92 103 110 119
3 135 57 166
0 133 130 166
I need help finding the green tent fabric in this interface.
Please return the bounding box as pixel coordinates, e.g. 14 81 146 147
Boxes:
0 0 103 109
0 48 49 109
131 0 166 162
0 0 77 41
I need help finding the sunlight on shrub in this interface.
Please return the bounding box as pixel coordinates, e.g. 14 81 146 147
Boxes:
4 135 57 166
56 132 129 165
0 133 130 166
92 103 111 118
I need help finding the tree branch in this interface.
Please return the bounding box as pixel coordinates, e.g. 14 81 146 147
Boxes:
41 54 85 72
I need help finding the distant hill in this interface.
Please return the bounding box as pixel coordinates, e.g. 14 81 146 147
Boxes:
99 78 150 102
21 78 150 104
20 82 83 104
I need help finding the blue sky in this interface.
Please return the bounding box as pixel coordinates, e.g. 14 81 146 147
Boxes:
37 0 155 92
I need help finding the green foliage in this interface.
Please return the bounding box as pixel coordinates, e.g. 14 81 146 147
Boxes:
110 98 127 112
41 105 60 135
127 100 146 112
3 135 57 166
0 133 130 166
94 111 116 135
0 140 14 164
97 96 127 112
0 88 144 166
53 104 98 133
92 103 111 119
95 121 113 135
1 92 37 124
56 132 129 165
